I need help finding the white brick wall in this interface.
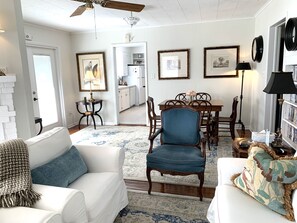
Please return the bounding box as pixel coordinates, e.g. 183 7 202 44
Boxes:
0 75 17 142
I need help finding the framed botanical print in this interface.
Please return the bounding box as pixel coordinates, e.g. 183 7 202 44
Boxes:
204 46 239 78
76 52 107 91
158 49 190 80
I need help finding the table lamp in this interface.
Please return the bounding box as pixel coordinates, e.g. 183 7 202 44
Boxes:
235 62 251 132
84 70 95 102
263 71 297 147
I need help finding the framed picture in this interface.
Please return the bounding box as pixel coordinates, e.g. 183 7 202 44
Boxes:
76 52 107 91
204 45 239 78
158 49 190 80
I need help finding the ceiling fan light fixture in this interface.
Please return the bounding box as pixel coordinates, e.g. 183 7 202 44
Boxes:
124 12 140 28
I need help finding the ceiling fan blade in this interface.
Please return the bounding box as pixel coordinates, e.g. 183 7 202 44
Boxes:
102 1 145 12
70 5 88 17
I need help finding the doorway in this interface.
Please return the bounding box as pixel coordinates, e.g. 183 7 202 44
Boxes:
27 46 65 132
264 19 286 131
113 42 147 125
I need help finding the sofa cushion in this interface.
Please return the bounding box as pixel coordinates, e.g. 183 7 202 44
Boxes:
31 146 88 187
68 172 122 222
215 185 293 223
232 143 297 221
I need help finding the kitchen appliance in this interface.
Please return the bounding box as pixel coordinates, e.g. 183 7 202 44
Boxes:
127 65 145 105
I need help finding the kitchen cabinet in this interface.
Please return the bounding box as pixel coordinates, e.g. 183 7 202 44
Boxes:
118 87 130 112
116 48 131 77
129 86 136 106
132 53 144 64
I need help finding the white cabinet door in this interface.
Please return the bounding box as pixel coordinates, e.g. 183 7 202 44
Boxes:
119 88 130 112
129 86 136 106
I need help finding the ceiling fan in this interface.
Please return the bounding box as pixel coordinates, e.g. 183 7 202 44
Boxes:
70 0 145 17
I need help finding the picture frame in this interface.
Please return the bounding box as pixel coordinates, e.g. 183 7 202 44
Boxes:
76 52 108 91
204 45 239 78
158 49 190 80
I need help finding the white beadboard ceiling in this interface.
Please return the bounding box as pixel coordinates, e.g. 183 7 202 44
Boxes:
20 0 271 33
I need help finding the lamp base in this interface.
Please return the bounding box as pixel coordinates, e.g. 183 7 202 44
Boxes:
88 92 95 102
271 128 283 148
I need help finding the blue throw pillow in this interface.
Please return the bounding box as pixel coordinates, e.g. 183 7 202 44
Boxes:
31 146 88 187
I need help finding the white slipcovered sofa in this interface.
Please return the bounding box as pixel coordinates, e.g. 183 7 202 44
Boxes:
0 127 128 223
207 156 297 223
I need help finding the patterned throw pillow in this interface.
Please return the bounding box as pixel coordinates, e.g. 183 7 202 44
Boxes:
232 143 297 221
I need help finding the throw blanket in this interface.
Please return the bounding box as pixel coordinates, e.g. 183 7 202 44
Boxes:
0 139 40 207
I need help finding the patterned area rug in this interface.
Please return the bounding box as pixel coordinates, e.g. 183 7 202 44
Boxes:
71 125 233 187
114 190 210 223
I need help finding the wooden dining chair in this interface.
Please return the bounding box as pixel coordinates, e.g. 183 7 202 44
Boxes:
189 100 213 149
214 96 238 139
147 96 161 138
175 93 187 101
164 99 187 108
195 92 212 101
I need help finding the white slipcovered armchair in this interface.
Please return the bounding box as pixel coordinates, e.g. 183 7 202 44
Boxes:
0 127 128 223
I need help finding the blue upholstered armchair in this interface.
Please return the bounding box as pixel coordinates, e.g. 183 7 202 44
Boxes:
146 107 206 201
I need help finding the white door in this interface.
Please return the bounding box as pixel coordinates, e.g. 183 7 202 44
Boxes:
27 46 63 132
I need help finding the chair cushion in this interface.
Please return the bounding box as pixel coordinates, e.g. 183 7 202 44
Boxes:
68 172 121 222
232 143 297 221
31 146 88 187
161 108 200 145
147 145 205 173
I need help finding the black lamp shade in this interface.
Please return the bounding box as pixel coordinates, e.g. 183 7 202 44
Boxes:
236 62 251 70
263 71 297 94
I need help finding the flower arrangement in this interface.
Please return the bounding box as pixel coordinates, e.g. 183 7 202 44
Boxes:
186 90 196 96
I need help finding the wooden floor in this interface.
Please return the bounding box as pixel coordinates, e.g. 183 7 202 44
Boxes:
69 125 251 199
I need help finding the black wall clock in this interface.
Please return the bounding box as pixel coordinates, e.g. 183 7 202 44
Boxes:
284 17 297 51
251 35 263 63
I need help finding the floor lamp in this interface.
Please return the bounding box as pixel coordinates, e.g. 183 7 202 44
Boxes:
235 62 251 132
263 71 297 147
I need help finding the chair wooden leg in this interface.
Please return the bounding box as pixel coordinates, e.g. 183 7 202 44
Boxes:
146 168 152 194
148 120 153 139
230 123 235 139
198 173 204 201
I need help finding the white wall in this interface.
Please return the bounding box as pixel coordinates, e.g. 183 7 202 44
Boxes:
252 0 297 132
71 19 255 127
0 0 35 139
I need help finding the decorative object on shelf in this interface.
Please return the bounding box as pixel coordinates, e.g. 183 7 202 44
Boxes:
235 61 251 132
76 52 107 92
263 71 297 148
251 35 264 62
158 49 190 80
204 45 239 78
84 70 95 102
284 17 297 51
124 11 140 28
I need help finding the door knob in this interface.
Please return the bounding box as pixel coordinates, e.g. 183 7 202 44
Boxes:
33 97 38 101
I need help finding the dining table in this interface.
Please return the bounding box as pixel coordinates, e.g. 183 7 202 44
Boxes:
158 99 224 145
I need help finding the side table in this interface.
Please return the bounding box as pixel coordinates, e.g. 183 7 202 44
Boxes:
232 138 296 158
76 99 103 129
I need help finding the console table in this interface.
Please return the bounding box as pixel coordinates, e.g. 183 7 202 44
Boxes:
232 138 296 158
75 99 103 129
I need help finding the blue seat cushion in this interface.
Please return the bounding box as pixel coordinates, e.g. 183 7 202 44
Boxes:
146 145 205 173
31 146 88 187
